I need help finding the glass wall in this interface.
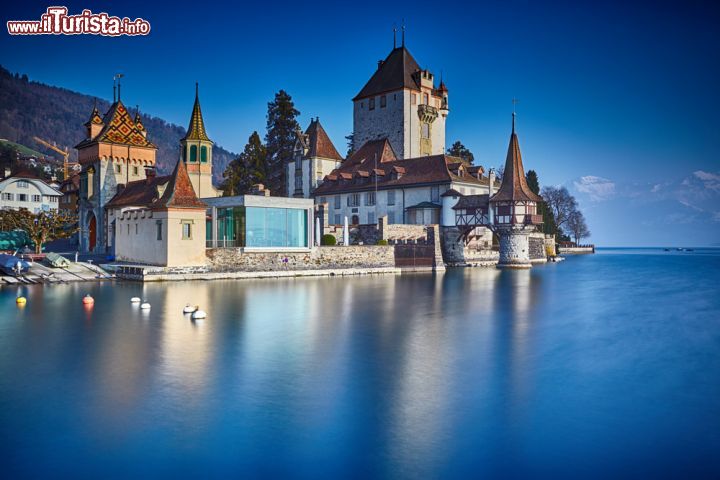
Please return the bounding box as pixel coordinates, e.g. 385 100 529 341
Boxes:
213 206 308 249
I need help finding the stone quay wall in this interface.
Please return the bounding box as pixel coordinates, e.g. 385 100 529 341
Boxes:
207 246 395 272
440 226 498 266
529 233 548 263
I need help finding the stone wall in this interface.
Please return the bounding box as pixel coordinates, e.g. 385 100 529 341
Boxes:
529 233 547 263
440 226 497 266
207 245 395 271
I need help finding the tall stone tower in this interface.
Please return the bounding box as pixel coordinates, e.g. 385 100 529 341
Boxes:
352 40 448 159
489 114 544 268
76 91 157 253
180 84 219 198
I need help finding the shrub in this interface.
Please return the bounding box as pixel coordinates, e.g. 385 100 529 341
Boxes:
321 234 336 246
376 239 389 246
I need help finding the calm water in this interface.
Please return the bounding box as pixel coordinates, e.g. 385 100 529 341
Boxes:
1 249 719 479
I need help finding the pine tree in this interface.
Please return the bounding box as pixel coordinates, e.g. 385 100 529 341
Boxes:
526 170 558 236
221 131 267 196
264 90 300 196
447 141 474 165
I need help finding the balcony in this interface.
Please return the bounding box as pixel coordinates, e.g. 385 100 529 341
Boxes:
524 214 543 225
417 104 438 123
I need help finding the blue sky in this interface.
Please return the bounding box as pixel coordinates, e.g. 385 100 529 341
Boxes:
1 0 719 246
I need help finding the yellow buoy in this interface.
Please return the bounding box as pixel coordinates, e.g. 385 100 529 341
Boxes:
16 296 27 305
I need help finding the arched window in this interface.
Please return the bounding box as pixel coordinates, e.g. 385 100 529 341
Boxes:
189 145 197 162
201 146 208 163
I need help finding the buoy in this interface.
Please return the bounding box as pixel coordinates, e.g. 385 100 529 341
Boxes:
16 296 26 305
82 295 94 305
191 309 207 320
130 297 141 303
183 304 195 314
140 302 151 310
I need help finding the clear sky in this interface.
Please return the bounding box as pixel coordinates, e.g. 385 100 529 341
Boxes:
2 0 719 246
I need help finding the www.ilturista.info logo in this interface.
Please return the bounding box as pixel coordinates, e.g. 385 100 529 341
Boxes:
7 6 150 36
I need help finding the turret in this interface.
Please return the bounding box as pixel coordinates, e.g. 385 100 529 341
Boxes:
84 101 104 140
180 83 218 198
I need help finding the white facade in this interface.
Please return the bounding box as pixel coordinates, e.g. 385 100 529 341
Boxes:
353 88 447 160
287 156 340 198
0 176 62 213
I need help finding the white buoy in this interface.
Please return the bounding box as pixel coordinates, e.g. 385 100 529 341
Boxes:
191 309 207 320
131 297 141 303
140 302 151 310
183 304 195 314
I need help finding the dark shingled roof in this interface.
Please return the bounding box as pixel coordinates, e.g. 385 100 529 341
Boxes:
452 194 490 210
491 116 543 203
353 46 422 101
104 175 171 209
314 139 490 196
441 188 463 197
151 159 207 210
304 119 342 161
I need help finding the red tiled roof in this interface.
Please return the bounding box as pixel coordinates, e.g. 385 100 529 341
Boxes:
151 159 207 210
104 175 171 209
353 46 422 101
491 116 543 203
305 119 342 161
75 100 156 149
345 138 397 169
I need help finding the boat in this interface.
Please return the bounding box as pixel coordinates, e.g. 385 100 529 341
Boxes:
183 304 196 314
130 297 141 303
0 254 31 275
45 252 71 268
191 309 207 320
140 302 151 310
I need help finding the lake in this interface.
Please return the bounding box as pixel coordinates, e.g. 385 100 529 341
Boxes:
1 248 719 478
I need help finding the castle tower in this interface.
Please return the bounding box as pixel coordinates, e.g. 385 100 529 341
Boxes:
75 84 157 253
352 39 448 159
288 118 343 198
180 83 219 198
489 114 544 268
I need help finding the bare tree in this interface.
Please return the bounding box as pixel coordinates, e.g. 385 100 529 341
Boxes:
0 208 78 254
567 210 591 244
541 186 578 231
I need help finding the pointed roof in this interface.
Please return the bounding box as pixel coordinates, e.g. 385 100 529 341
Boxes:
84 101 103 127
133 107 145 132
345 138 397 167
182 83 211 142
75 100 156 149
151 158 207 210
491 115 543 203
353 46 422 100
304 119 343 161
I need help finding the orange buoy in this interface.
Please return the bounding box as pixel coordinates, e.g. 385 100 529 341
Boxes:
82 295 94 305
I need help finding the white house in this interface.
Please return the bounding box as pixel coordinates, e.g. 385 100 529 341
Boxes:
0 171 62 213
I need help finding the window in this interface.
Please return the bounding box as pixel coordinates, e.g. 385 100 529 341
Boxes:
368 211 376 224
115 164 121 174
423 93 429 104
132 166 139 176
334 196 340 209
135 224 138 235
49 196 58 203
431 186 440 202
189 145 197 163
380 95 386 108
421 123 430 139
388 211 395 224
369 98 375 110
32 195 41 202
295 175 302 189
201 146 208 163
387 190 395 206
127 224 130 235
182 220 193 240
2 193 13 201
334 214 341 225
411 94 417 105
156 220 162 240
17 180 29 188
347 193 360 207
365 191 375 206
18 194 27 202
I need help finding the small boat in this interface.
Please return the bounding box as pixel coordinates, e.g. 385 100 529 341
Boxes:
140 302 151 310
130 297 142 303
45 252 71 268
0 254 30 275
183 304 196 314
191 309 207 320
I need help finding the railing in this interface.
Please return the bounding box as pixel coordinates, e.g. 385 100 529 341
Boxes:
525 214 543 225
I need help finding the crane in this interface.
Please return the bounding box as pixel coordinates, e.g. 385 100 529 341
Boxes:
32 136 77 179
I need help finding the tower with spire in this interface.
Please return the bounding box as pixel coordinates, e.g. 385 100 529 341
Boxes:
489 113 544 268
351 33 448 159
180 83 219 198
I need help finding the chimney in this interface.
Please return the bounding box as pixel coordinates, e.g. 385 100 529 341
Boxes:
377 60 384 70
144 165 156 180
117 183 126 194
250 183 271 197
488 169 496 196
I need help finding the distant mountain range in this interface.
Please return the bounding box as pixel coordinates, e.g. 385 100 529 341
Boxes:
0 65 236 183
